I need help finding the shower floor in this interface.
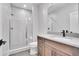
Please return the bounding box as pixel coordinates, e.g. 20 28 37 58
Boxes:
10 50 30 56
10 50 37 56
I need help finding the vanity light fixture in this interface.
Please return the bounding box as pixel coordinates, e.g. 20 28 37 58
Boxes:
24 4 27 8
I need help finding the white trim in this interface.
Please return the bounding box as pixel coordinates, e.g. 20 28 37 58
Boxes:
9 46 29 55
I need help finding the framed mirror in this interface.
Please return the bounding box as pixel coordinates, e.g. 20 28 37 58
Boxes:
47 3 79 34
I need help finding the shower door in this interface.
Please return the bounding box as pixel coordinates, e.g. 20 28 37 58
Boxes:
10 7 28 50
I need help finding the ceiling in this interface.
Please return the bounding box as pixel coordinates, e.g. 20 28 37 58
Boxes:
11 3 33 10
11 3 72 12
11 3 52 10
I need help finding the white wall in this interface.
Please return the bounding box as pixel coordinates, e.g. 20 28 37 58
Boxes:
1 4 10 56
38 4 48 34
49 3 78 32
32 4 39 42
0 3 11 56
32 4 49 42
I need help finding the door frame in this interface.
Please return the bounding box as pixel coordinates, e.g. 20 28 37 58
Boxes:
0 3 3 56
0 3 10 56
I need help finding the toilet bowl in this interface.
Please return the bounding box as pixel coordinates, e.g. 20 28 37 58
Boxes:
29 42 37 55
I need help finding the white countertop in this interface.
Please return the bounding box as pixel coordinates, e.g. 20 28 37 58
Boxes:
38 34 79 48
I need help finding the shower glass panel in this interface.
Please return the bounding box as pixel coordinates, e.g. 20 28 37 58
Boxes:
9 4 33 52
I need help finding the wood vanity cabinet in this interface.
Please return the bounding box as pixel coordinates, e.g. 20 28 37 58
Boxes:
44 44 70 56
37 36 79 56
37 36 45 56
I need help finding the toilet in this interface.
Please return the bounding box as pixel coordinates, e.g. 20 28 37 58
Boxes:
29 42 37 56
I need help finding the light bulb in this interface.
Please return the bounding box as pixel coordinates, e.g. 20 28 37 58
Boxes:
24 4 27 8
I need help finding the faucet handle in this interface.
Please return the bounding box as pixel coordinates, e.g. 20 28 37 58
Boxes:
61 30 65 37
66 30 68 33
61 30 65 33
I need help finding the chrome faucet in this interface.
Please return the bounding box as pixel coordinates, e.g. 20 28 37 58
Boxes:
61 30 72 37
61 30 66 37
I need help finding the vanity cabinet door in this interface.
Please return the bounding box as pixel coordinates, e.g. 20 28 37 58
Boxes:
51 48 71 56
44 45 52 56
44 43 59 56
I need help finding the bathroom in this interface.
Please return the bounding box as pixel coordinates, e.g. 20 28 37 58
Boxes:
0 3 79 56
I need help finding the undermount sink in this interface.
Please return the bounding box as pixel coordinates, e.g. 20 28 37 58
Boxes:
39 33 77 43
54 37 72 41
63 37 72 40
48 34 72 40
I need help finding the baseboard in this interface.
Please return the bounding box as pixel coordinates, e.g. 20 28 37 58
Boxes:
9 46 29 55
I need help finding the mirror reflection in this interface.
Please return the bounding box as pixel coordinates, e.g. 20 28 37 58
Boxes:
48 3 78 34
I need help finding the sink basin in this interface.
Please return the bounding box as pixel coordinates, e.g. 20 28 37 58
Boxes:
53 36 72 42
45 34 72 42
41 34 77 43
64 37 72 40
